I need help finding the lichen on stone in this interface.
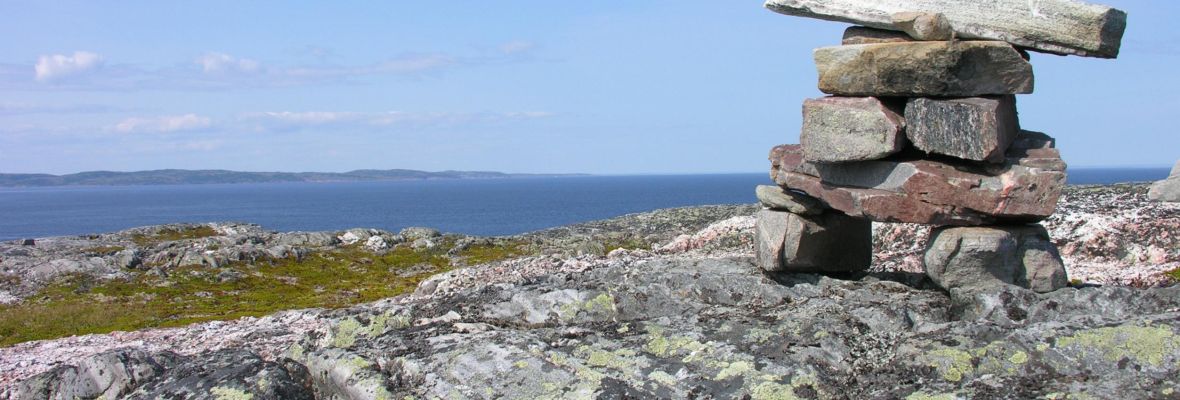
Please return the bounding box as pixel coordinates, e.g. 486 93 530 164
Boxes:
1055 324 1180 367
927 348 975 382
210 386 254 400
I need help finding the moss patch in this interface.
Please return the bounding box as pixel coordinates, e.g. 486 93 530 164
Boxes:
456 241 532 265
131 226 218 246
0 245 453 347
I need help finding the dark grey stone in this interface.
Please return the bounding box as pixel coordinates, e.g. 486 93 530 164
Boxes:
905 96 1020 163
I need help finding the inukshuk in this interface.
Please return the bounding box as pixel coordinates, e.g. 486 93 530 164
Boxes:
754 0 1127 293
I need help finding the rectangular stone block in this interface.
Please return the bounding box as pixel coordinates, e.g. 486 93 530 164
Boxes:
755 209 872 273
770 131 1066 226
801 96 907 163
814 41 1034 97
905 96 1019 163
765 0 1128 58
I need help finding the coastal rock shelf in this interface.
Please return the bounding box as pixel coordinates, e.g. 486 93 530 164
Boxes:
755 0 1129 293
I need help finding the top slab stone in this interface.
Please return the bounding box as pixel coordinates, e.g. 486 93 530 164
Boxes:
764 0 1127 58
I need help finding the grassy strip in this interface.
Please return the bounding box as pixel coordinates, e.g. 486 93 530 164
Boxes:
0 240 530 347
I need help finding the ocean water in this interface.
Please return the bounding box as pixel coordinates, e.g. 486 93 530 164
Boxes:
0 169 1169 240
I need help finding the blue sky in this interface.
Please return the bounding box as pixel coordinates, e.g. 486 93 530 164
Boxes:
0 0 1173 174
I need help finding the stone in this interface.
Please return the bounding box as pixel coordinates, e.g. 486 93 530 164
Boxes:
924 224 1068 293
764 0 1128 58
801 96 907 162
1148 161 1180 202
905 95 1020 163
755 209 871 273
755 185 824 215
20 239 34 246
891 12 953 41
14 349 180 400
770 130 1067 225
814 41 1034 96
842 26 913 45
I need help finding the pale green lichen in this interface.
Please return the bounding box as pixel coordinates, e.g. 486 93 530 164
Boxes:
583 293 615 313
906 392 957 400
644 326 708 359
927 348 974 382
1056 324 1180 367
715 360 753 380
286 343 305 361
1163 387 1175 395
745 328 776 344
1009 351 1029 365
648 370 679 387
750 381 798 400
513 360 530 369
210 386 254 400
331 318 363 348
616 324 630 334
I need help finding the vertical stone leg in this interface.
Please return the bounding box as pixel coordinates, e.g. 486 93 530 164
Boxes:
755 209 872 273
923 224 1068 293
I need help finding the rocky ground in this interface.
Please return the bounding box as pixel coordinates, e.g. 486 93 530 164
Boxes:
0 183 1177 399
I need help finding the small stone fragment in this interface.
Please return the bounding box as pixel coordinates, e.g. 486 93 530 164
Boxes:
801 96 907 162
755 209 871 273
1148 161 1180 202
905 96 1019 163
814 41 1034 97
842 26 913 45
924 224 1068 293
891 12 953 41
755 185 824 215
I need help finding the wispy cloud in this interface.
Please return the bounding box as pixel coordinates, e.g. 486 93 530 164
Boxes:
112 114 213 134
0 102 128 116
34 51 104 82
0 41 537 91
240 110 554 132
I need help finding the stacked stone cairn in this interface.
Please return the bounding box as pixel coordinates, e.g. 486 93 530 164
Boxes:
754 0 1128 294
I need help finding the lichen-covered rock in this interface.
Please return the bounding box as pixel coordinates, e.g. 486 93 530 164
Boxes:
813 41 1034 96
905 95 1019 163
123 349 313 400
800 96 907 162
13 349 179 400
924 224 1068 293
764 0 1128 58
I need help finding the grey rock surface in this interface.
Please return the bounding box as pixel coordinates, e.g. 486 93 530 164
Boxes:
765 0 1128 58
905 95 1020 163
814 41 1034 96
801 96 907 162
754 185 823 215
771 130 1067 225
842 26 913 45
14 349 179 400
891 11 953 40
1148 161 1180 202
755 209 871 273
924 224 1068 293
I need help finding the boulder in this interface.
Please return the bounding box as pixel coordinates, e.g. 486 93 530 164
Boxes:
905 95 1019 163
770 130 1067 225
754 185 824 215
842 26 913 45
801 96 907 162
1148 161 1180 203
814 41 1034 97
891 12 953 41
924 224 1068 293
755 209 871 273
764 0 1128 58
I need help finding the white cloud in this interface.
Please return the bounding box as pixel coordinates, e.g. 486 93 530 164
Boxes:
34 51 104 82
113 114 212 134
242 110 553 132
196 52 261 74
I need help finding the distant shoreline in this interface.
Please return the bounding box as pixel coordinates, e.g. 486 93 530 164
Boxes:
0 169 589 188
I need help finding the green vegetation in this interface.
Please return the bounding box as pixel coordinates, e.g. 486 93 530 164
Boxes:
131 226 219 246
1166 268 1180 282
0 241 512 347
602 237 651 254
81 245 126 255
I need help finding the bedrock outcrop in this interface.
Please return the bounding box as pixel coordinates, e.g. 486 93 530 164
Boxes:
765 0 1128 58
770 130 1067 225
1149 160 1180 203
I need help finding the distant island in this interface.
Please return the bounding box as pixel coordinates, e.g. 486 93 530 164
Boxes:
0 169 587 187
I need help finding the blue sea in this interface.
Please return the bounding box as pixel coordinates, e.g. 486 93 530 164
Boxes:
0 169 1169 241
